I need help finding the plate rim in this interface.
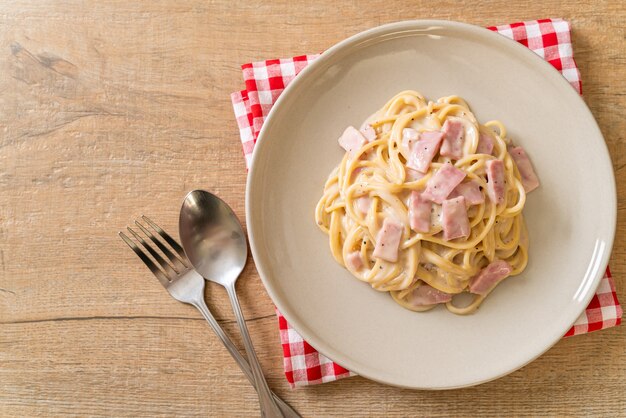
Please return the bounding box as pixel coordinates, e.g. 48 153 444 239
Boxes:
245 19 617 389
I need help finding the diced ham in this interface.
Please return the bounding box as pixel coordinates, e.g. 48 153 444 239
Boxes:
450 181 484 206
469 260 513 295
338 126 366 158
440 119 465 160
476 132 494 155
345 251 364 271
510 146 539 193
372 218 403 262
407 131 444 173
405 168 425 182
442 196 470 240
486 159 505 205
361 124 377 142
407 283 453 306
409 191 431 233
402 127 420 147
422 163 466 204
355 196 372 214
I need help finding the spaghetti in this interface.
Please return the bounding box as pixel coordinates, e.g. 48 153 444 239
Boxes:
315 90 539 314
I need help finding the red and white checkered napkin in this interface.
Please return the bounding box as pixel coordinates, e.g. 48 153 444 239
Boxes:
231 19 622 388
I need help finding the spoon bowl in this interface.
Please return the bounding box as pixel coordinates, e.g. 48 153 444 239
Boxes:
179 190 248 286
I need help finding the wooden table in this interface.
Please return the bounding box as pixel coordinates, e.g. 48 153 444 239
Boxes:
1 1 624 416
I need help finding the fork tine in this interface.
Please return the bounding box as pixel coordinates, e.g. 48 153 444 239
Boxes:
119 232 170 288
134 220 187 271
142 215 188 264
127 227 179 278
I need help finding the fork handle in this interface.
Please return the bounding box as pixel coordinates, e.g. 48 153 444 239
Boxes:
192 298 298 418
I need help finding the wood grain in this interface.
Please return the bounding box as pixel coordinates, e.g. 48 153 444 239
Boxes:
0 1 624 416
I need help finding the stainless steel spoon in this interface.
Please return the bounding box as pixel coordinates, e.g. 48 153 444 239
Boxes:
179 190 286 418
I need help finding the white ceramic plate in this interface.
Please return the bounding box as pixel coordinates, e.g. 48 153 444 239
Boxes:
246 20 616 389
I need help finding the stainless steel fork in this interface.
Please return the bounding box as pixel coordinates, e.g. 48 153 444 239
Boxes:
120 216 298 418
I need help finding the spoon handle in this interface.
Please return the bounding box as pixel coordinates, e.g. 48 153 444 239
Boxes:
192 297 299 417
225 283 285 418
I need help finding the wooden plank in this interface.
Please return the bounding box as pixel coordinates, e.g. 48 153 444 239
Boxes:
1 319 625 416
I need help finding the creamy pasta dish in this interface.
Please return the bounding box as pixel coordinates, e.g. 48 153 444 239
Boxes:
315 91 539 314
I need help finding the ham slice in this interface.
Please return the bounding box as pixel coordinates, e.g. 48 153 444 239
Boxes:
510 146 539 193
409 191 431 233
402 127 419 147
372 218 403 262
469 260 513 295
345 251 364 271
406 131 444 173
442 196 470 240
476 132 494 155
407 283 453 306
422 163 466 204
405 168 425 182
440 119 465 160
338 126 366 158
355 196 372 214
450 181 484 206
486 159 505 205
361 124 377 142
401 128 419 157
